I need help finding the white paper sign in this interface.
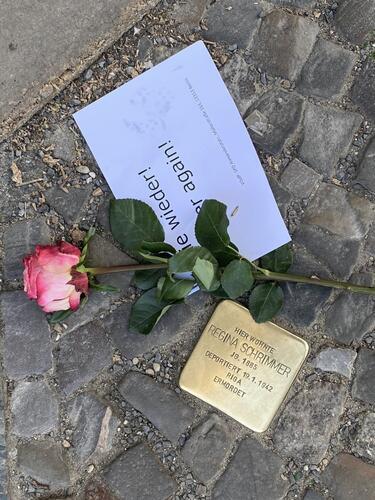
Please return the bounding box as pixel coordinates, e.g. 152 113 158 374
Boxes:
74 41 290 260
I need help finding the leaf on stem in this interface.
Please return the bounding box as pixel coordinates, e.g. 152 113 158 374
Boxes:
141 241 176 255
195 199 238 265
221 259 254 299
168 246 217 274
157 276 195 301
48 309 74 324
192 257 220 291
78 226 96 265
89 282 120 292
210 286 230 298
248 283 283 323
260 244 293 273
133 269 166 290
110 199 164 251
129 288 176 334
138 251 168 264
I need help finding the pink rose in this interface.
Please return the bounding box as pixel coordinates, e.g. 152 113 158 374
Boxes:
23 241 89 313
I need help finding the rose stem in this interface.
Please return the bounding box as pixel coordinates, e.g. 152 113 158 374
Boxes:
85 263 168 275
252 270 375 295
85 263 375 295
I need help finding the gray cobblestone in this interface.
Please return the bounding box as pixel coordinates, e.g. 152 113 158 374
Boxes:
351 412 375 462
334 0 375 45
297 39 356 100
212 438 288 500
352 348 375 404
204 0 262 49
182 414 235 483
271 0 315 6
273 382 346 463
1 291 53 380
354 137 375 194
293 224 361 279
268 177 293 221
299 103 362 176
351 62 375 123
67 393 118 463
321 453 375 500
279 281 331 327
220 54 255 116
55 322 112 395
280 159 321 199
104 443 177 500
252 11 319 80
62 290 113 334
45 185 92 225
245 89 304 154
303 183 374 241
325 274 375 343
17 440 70 491
304 490 324 500
0 392 6 499
3 218 51 280
44 123 76 163
172 0 206 34
313 348 356 378
10 380 59 438
119 372 196 444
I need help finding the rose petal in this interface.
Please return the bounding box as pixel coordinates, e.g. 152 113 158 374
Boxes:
36 271 75 308
69 270 89 295
42 296 71 313
68 289 82 311
23 254 42 299
36 245 79 273
59 241 81 258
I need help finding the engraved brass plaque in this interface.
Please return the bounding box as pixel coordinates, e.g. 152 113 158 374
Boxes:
179 300 309 432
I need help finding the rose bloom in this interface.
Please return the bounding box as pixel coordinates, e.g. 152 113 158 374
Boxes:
23 241 88 313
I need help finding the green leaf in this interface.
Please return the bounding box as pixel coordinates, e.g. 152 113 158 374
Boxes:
129 288 173 334
78 226 96 265
110 199 164 251
168 246 217 274
138 251 168 264
210 286 230 298
141 241 176 255
261 244 293 273
193 257 220 291
195 199 238 265
195 199 230 246
157 276 195 301
48 309 74 324
221 259 254 299
133 269 166 290
89 282 120 292
248 283 283 323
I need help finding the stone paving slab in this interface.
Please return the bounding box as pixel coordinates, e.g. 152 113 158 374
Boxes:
55 322 113 395
1 292 53 380
0 0 159 141
17 440 70 492
181 414 236 483
119 372 196 444
212 438 288 500
321 453 375 499
0 392 6 500
104 443 178 499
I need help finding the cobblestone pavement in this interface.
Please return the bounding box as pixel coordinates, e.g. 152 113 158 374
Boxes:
1 0 375 498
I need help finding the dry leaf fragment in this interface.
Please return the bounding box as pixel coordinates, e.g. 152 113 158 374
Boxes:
10 162 23 185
